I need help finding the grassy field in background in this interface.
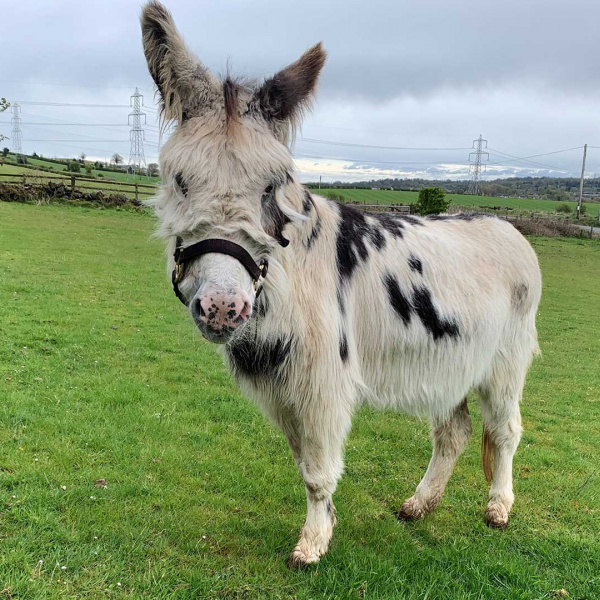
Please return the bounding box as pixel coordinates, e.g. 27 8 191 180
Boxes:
2 155 161 185
0 163 156 200
0 203 599 599
310 188 600 217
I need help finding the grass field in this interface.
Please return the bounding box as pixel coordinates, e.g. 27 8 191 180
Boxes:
0 202 599 599
2 155 161 185
0 163 156 200
310 188 600 218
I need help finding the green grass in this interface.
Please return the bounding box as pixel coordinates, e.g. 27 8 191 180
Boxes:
0 202 599 599
311 188 600 217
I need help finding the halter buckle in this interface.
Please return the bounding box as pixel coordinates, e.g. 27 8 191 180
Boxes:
174 261 183 283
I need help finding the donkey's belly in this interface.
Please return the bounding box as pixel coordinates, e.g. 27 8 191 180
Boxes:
356 329 497 419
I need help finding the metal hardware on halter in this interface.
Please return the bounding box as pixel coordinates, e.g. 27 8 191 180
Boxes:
171 237 269 306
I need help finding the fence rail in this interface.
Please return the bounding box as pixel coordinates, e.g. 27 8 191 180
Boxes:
0 172 158 201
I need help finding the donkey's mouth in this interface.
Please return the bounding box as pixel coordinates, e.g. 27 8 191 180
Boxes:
193 319 249 345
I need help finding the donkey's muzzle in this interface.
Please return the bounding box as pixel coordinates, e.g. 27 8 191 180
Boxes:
190 290 252 343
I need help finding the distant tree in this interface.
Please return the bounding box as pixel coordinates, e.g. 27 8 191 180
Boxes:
80 152 87 162
16 155 28 164
414 187 450 215
85 164 93 175
2 147 9 157
556 203 572 214
32 151 39 158
147 162 160 177
111 153 124 166
67 161 81 173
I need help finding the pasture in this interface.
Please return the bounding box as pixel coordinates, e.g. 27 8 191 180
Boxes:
0 202 599 599
311 188 600 217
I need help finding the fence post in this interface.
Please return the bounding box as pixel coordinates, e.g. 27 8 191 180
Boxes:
70 176 75 193
135 183 139 203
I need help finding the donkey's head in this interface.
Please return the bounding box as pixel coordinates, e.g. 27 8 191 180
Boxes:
141 1 325 343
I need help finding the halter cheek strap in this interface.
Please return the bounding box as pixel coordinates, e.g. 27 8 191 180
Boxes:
172 237 269 306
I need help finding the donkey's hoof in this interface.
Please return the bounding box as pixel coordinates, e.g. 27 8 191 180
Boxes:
397 496 427 521
287 547 320 570
485 502 509 529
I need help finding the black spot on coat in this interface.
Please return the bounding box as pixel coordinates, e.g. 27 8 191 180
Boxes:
384 273 412 326
306 214 322 250
336 204 372 283
175 172 188 196
227 336 293 379
412 286 460 340
408 255 423 274
261 187 290 247
339 333 349 363
302 189 314 215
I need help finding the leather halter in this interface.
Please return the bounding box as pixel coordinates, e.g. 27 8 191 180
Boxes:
171 237 269 306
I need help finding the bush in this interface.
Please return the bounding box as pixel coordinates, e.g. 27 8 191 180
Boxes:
414 187 450 215
2 147 9 157
556 203 572 213
16 155 28 164
66 161 81 173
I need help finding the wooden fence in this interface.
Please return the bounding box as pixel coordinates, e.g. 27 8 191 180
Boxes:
0 172 158 201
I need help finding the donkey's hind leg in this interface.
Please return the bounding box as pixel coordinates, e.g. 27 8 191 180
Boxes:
398 399 472 521
478 376 524 529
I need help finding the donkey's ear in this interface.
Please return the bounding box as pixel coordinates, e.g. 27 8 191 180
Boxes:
253 43 326 123
141 1 213 122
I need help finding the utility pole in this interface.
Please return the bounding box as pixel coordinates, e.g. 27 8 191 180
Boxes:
468 134 489 195
319 175 322 191
128 88 146 177
576 143 587 220
11 103 22 155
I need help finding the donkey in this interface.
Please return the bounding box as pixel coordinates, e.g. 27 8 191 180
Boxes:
141 1 542 568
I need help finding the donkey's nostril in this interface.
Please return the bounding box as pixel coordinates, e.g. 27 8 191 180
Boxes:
239 300 252 321
191 297 205 321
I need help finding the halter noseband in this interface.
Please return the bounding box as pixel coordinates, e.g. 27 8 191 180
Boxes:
171 237 269 306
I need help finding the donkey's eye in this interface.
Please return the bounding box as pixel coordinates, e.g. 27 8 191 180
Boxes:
264 185 274 195
175 172 188 196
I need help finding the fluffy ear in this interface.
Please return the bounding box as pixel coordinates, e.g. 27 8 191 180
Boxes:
252 43 326 124
141 1 213 122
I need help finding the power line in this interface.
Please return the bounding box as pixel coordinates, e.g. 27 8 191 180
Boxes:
294 151 467 166
14 101 131 108
298 137 472 151
22 139 131 142
487 148 573 172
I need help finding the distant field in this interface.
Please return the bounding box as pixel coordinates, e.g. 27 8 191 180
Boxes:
310 188 600 217
0 163 156 200
2 154 161 185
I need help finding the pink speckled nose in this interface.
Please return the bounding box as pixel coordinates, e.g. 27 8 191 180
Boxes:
190 290 252 335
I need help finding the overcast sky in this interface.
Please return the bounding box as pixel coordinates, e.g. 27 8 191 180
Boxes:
2 0 600 182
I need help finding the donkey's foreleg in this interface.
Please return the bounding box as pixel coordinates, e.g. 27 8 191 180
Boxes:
288 404 352 569
399 399 472 521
